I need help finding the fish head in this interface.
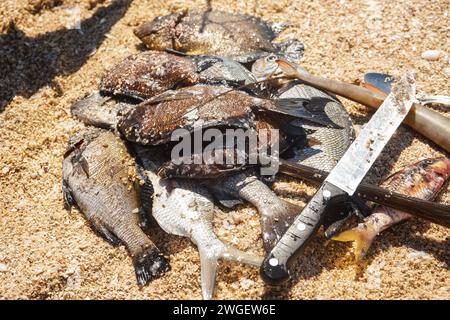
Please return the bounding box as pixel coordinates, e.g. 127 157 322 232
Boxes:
251 54 280 82
134 12 185 50
426 157 450 178
418 157 450 194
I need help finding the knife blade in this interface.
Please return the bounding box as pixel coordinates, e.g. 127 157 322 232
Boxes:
260 72 416 285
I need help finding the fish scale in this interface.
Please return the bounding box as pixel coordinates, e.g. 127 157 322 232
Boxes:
276 82 355 172
62 128 170 286
132 145 262 300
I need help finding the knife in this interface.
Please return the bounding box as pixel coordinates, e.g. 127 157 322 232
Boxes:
260 72 416 285
277 159 450 229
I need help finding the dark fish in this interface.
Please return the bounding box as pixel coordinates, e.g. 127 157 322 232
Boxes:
157 111 305 179
62 128 170 286
134 10 304 63
99 50 257 101
333 157 450 260
132 145 262 300
118 84 322 146
207 170 302 252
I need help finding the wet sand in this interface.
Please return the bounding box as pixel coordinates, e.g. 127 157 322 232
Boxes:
0 0 448 299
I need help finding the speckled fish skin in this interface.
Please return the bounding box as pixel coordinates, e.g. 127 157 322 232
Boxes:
117 83 315 147
333 157 450 261
99 51 200 100
208 170 303 252
62 128 170 286
118 85 263 146
99 51 257 101
132 145 262 300
134 10 278 63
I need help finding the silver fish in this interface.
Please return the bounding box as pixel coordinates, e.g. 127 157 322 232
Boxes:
132 145 262 300
276 82 355 172
251 55 355 171
207 170 302 252
251 55 355 172
62 128 170 286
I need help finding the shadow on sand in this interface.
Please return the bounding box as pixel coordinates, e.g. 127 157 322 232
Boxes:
0 0 132 112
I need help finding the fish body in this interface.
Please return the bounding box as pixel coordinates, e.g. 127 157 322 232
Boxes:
207 170 302 252
99 50 257 101
62 128 170 285
118 83 321 147
118 85 257 146
276 82 355 172
156 111 305 179
134 10 278 63
333 157 450 260
132 145 262 299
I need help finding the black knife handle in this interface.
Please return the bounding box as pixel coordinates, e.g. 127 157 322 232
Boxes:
260 181 348 285
278 159 450 228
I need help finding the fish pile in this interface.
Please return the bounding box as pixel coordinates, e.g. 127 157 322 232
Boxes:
62 10 449 299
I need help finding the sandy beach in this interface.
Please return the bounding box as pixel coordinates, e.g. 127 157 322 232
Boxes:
0 0 448 299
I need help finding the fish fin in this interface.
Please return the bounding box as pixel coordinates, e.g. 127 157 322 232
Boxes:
214 197 244 209
219 245 263 266
135 166 154 228
133 246 171 286
272 99 341 127
62 179 75 210
323 197 370 238
260 201 301 252
79 155 90 178
90 218 121 246
199 249 219 300
146 90 196 104
209 187 244 209
332 227 376 261
197 242 262 300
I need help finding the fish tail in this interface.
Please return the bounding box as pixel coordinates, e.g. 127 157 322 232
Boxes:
198 249 219 300
197 244 261 300
219 245 263 266
332 226 377 261
132 246 170 286
260 201 301 252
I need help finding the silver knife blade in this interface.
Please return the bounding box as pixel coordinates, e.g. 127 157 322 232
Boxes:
325 72 416 195
260 72 416 284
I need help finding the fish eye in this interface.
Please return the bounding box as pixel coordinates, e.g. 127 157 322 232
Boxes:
267 55 277 62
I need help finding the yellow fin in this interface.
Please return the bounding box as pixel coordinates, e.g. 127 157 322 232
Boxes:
332 227 375 261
